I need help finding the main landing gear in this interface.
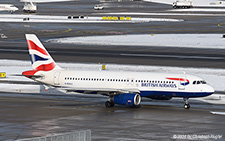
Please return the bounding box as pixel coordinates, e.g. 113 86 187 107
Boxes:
183 97 190 109
105 95 115 108
105 100 114 108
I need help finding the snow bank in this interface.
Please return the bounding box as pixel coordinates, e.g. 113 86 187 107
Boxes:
0 14 182 23
101 12 224 16
47 34 225 49
169 8 225 12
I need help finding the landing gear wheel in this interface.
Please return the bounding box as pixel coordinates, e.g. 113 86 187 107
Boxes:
105 101 114 108
184 103 190 109
183 97 190 109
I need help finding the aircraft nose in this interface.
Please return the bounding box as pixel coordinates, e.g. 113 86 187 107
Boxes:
206 85 214 94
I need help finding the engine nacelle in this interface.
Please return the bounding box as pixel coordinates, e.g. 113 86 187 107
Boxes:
147 95 172 100
113 93 141 106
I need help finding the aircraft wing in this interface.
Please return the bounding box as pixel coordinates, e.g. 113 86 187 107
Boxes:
62 87 140 96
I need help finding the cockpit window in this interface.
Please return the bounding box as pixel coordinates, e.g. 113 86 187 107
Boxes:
193 80 206 85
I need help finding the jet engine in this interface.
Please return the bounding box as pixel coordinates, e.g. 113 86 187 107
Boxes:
113 93 141 106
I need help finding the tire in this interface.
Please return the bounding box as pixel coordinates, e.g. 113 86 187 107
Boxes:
105 101 114 108
184 104 190 109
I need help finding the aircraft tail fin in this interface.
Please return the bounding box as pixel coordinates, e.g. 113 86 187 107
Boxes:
25 34 61 71
23 34 61 78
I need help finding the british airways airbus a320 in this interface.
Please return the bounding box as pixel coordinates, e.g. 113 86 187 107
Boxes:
22 34 214 109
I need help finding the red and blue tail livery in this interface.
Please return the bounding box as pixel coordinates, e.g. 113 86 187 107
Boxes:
23 34 61 77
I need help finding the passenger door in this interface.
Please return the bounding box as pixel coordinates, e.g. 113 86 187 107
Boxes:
54 72 60 85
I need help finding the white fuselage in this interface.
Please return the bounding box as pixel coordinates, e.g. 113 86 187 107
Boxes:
34 69 214 98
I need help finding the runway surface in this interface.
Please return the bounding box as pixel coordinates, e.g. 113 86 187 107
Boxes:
1 0 225 140
1 42 225 68
0 93 224 140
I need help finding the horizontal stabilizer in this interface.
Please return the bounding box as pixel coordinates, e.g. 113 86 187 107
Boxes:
22 70 42 78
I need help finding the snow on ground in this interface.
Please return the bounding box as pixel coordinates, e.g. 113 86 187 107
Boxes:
47 34 225 49
143 0 173 5
0 14 182 23
169 8 225 12
100 12 225 16
143 0 225 7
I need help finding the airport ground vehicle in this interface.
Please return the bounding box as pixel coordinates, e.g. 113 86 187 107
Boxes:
173 0 193 8
94 4 104 10
23 2 37 13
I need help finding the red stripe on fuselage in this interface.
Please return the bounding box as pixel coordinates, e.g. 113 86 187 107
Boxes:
27 40 48 56
166 77 189 82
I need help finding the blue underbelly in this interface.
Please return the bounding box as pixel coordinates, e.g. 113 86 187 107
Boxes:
140 91 213 98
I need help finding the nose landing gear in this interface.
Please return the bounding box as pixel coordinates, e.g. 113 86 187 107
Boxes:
183 97 190 109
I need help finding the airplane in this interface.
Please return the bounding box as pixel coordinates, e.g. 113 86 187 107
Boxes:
0 4 19 13
22 34 214 109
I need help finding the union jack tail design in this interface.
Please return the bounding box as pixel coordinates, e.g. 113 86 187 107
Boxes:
23 34 61 77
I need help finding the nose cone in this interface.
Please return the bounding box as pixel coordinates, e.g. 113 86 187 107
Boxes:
205 84 214 95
